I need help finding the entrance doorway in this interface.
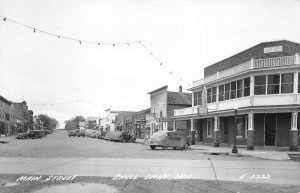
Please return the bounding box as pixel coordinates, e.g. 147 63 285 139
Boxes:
265 114 276 146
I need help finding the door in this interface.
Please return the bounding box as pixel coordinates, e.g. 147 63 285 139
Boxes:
265 114 276 146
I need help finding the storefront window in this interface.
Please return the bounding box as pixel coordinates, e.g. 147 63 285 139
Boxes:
236 117 244 137
267 74 280 94
237 80 243 98
207 119 213 137
254 75 266 95
219 85 224 101
225 83 230 100
230 81 236 99
281 73 294 93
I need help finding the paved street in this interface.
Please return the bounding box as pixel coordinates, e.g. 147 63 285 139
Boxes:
0 130 261 160
0 130 300 193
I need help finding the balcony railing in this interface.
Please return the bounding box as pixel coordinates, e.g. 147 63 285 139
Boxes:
192 54 299 88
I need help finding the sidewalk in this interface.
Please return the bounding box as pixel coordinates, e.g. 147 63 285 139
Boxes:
135 138 300 161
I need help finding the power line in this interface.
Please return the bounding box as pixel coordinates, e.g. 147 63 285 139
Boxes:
0 14 191 85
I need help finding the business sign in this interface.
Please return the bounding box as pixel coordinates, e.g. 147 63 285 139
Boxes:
158 117 172 122
264 46 283 53
135 119 146 123
198 106 208 116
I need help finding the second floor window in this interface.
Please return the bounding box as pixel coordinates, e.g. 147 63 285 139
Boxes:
254 75 266 95
230 82 236 99
207 87 217 103
281 73 293 93
267 74 280 94
5 113 10 121
193 91 202 106
219 85 224 101
299 73 300 93
244 77 250 96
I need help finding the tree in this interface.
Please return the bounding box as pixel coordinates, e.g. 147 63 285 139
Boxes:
37 114 58 130
64 116 86 130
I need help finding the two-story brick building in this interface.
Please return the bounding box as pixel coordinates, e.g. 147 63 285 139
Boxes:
14 101 29 133
0 95 15 136
173 40 300 151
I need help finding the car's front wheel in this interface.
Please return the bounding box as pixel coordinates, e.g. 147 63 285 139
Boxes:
150 145 156 150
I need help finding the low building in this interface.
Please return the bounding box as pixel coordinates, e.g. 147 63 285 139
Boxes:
132 108 151 138
173 40 300 151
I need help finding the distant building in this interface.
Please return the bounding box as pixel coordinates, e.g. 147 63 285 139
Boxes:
13 101 29 133
86 116 102 130
132 108 151 138
148 85 192 135
0 95 15 136
173 40 300 151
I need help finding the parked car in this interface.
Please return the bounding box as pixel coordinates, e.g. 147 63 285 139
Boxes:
110 131 136 142
90 130 99 138
76 130 86 137
68 129 78 137
16 133 28 139
147 131 189 150
27 130 43 139
98 131 108 139
103 131 115 140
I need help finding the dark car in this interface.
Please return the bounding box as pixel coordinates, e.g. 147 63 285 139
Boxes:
98 131 108 139
76 130 85 137
146 131 189 150
16 133 28 139
110 131 136 142
27 130 43 139
68 130 78 137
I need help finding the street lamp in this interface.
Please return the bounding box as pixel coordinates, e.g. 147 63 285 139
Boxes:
232 103 239 154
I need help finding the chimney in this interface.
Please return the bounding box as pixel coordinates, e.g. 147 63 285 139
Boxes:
179 86 182 92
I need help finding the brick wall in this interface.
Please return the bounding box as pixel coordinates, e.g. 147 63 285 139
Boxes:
204 40 300 77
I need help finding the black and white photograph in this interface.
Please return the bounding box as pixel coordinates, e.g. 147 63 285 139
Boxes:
0 0 300 192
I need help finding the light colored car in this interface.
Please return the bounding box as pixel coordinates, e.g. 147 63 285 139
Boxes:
147 131 189 150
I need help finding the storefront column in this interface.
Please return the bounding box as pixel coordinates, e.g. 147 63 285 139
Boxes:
247 112 255 150
290 112 298 151
190 119 195 145
213 116 220 147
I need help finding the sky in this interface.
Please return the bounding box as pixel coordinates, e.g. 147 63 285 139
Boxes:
1 0 300 128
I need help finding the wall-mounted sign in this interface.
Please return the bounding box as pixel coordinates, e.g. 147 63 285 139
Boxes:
158 117 172 122
198 107 208 116
263 46 283 53
135 119 146 123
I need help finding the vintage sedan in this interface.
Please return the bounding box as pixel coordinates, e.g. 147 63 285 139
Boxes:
110 131 136 143
147 131 189 150
16 133 29 139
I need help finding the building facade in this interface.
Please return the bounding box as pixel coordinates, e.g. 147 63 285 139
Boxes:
148 85 192 135
13 101 29 133
0 95 15 136
173 40 300 151
131 108 151 138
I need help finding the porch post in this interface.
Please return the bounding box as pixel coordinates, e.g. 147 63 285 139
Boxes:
173 121 176 132
190 119 195 145
213 116 220 147
290 112 298 151
247 112 255 150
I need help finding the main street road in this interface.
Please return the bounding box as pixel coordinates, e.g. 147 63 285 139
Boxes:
0 130 299 186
